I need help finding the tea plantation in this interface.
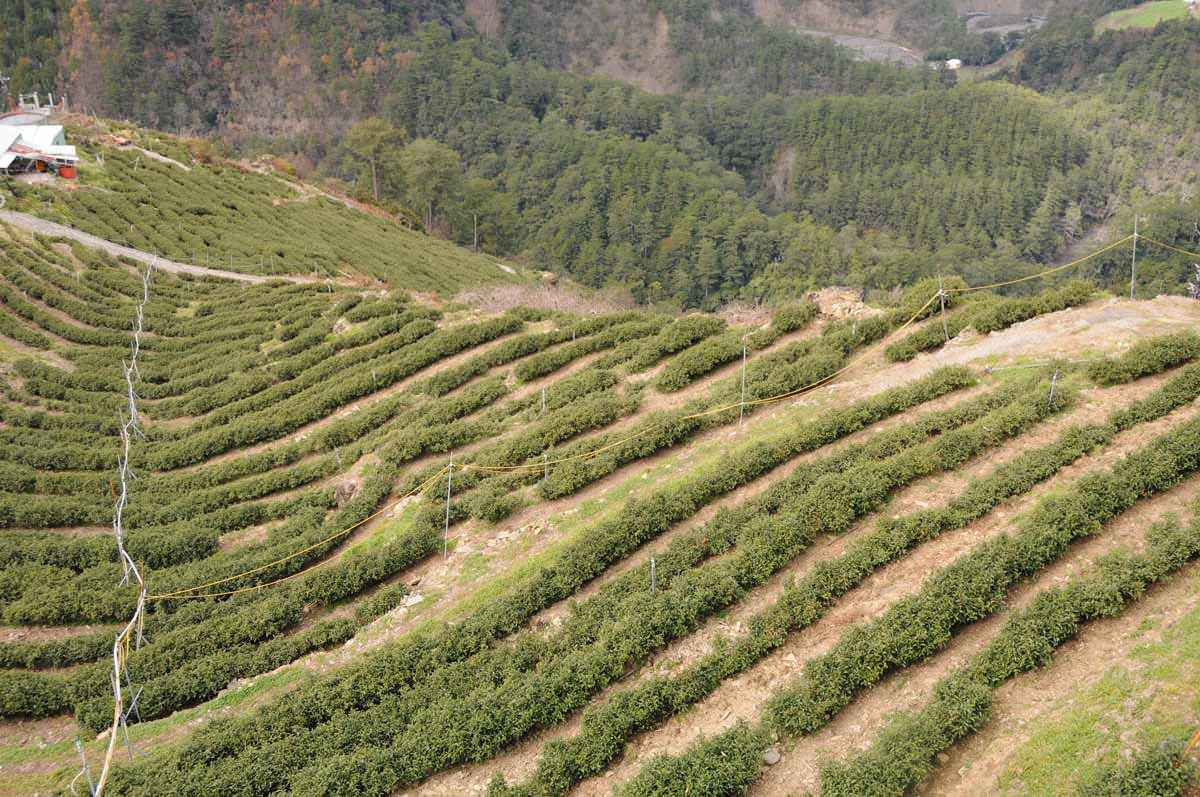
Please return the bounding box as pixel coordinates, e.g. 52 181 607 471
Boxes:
1 210 1199 797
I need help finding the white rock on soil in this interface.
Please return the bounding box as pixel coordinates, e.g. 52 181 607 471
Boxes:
763 748 782 766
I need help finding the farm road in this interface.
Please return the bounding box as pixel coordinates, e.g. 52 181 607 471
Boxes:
0 209 338 285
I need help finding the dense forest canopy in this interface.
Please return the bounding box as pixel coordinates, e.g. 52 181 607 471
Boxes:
1 0 1199 304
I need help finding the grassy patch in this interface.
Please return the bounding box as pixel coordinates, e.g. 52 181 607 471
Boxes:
1095 0 1192 31
997 566 1200 795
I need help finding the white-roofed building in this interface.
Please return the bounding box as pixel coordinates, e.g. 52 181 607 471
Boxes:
0 115 79 176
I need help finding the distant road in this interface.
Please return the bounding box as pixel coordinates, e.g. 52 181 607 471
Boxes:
0 209 328 285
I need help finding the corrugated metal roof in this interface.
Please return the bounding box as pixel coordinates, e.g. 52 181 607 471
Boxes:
18 125 65 148
0 127 21 153
1 124 78 166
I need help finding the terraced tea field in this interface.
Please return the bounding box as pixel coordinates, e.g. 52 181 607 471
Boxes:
1 216 1200 797
0 118 521 291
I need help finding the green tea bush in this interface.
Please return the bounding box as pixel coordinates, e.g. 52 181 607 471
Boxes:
886 281 1094 362
821 518 1200 797
1088 330 1200 386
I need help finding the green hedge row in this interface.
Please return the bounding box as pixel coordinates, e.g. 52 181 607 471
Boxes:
1088 330 1200 386
764 411 1200 738
244 385 1056 796
0 306 52 348
654 332 744 392
885 281 1094 362
821 517 1200 797
0 669 73 719
147 369 975 784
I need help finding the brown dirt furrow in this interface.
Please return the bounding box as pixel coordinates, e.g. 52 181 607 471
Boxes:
0 623 115 644
158 326 529 472
755 472 1200 797
918 561 1200 796
579 398 1200 796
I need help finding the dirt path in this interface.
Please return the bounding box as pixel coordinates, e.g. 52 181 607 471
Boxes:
0 210 341 285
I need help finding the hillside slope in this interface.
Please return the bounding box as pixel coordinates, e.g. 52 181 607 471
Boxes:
0 118 522 293
2 216 1200 795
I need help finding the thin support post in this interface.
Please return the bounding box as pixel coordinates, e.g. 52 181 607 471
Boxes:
938 276 950 342
74 738 96 796
1130 216 1139 300
1048 368 1060 410
739 344 747 425
443 462 453 560
541 386 546 416
543 452 548 482
650 555 657 593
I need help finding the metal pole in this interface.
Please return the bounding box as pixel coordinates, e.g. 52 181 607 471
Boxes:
1129 216 1139 300
739 344 747 425
938 276 949 342
75 738 96 796
650 555 657 593
541 386 546 416
1048 368 1060 410
543 452 548 482
443 462 453 559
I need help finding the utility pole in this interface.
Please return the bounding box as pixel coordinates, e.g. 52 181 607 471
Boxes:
1129 216 1139 301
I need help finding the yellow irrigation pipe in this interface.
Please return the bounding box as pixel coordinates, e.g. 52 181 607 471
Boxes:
946 235 1135 293
1138 236 1200 260
147 465 449 600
